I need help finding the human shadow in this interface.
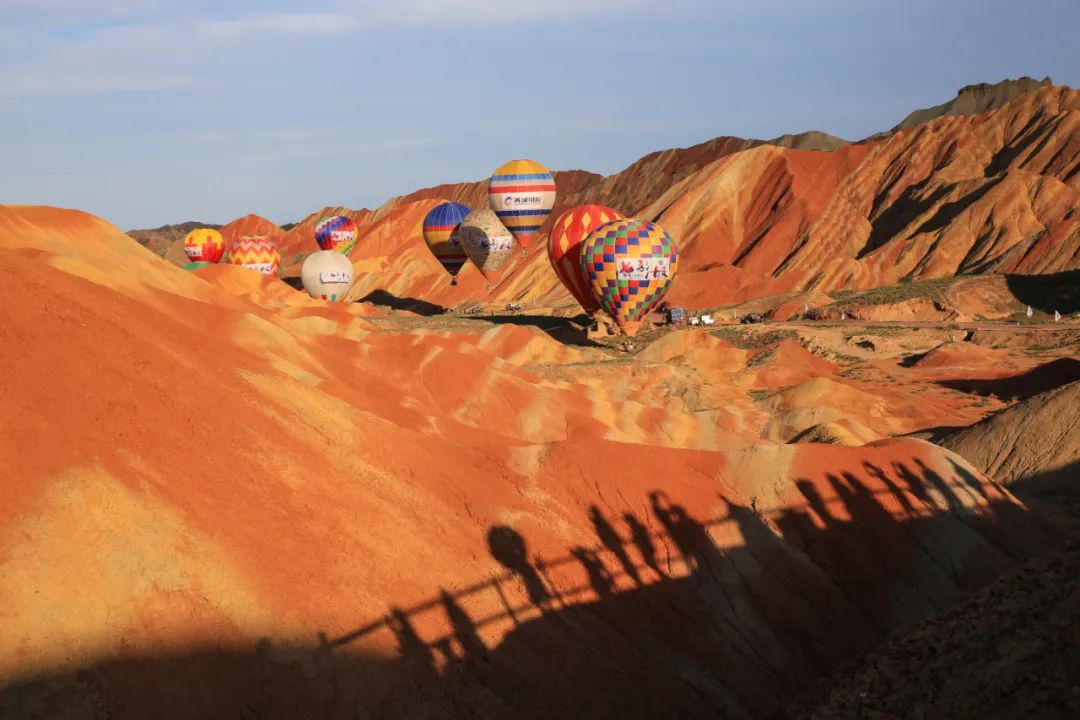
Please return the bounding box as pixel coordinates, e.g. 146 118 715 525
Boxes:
487 525 553 613
2 458 1064 720
622 511 668 580
589 506 643 587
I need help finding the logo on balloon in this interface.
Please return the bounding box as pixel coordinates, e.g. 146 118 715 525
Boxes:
479 237 515 252
319 271 352 284
617 257 671 281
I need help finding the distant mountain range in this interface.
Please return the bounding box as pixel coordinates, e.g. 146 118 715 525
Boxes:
133 76 1078 310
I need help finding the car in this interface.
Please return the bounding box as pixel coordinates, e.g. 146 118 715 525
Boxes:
740 312 765 325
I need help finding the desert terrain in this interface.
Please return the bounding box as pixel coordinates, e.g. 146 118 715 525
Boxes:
2 77 1078 719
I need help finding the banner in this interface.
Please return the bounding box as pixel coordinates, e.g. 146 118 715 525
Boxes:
320 271 352 283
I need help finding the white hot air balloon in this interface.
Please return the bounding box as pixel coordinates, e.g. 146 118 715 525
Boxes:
300 250 355 301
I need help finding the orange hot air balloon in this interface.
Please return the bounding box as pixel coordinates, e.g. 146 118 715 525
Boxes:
183 228 225 264
226 235 281 275
548 204 623 315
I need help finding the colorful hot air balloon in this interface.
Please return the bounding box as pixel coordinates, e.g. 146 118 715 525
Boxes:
226 235 281 276
300 250 355 301
488 159 556 248
314 215 358 255
422 202 471 277
548 204 623 315
457 208 517 281
183 228 225 264
580 219 679 337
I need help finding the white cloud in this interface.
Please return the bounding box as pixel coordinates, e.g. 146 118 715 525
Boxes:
200 12 365 40
345 0 660 25
0 0 708 96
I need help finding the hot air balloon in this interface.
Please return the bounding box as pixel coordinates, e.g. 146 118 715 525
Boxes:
314 215 358 255
300 250 355 301
548 204 623 315
488 159 556 248
580 219 679 337
183 228 225 264
226 235 281 276
422 202 471 277
457 208 517 281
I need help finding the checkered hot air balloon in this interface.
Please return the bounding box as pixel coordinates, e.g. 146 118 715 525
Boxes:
301 250 354 302
226 235 281 276
548 204 624 315
488 159 556 249
580 219 679 337
458 208 517 282
314 215 358 255
183 228 225 264
422 202 471 277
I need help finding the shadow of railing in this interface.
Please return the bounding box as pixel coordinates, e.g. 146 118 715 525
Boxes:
318 459 1049 656
0 455 1065 720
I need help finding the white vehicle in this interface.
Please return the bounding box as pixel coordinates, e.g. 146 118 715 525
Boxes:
700 314 714 326
689 316 701 326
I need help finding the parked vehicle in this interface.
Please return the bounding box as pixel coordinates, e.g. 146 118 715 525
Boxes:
700 314 714 326
740 312 765 324
667 307 686 324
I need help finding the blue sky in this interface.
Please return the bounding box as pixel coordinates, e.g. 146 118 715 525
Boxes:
0 0 1076 229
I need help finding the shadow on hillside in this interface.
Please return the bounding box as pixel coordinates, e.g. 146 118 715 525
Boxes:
280 276 304 291
1005 269 1080 314
937 357 1080 400
358 290 447 316
460 312 601 347
1 458 1063 720
1013 458 1080 502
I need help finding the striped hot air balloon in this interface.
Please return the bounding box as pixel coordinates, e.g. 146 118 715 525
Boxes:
488 159 556 248
548 204 623 315
183 228 225 264
580 219 679 337
300 250 354 302
458 208 517 282
314 215 358 255
422 202 471 277
226 235 281 276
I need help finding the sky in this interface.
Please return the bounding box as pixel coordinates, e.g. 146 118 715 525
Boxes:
0 0 1077 229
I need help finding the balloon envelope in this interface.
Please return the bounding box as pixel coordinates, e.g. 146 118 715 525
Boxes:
183 228 225 264
580 219 679 337
548 204 623 315
458 208 517 281
488 159 556 248
226 235 281 276
314 215 358 255
422 202 471 276
301 250 355 301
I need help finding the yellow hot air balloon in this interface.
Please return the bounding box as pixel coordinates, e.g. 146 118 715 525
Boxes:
488 159 556 248
183 228 225 263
